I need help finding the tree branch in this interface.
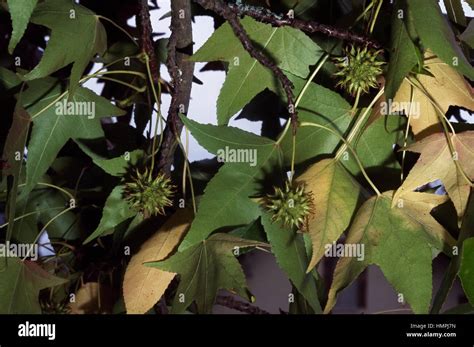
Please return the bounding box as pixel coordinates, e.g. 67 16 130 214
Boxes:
157 0 195 175
216 295 270 314
138 0 159 84
227 1 382 49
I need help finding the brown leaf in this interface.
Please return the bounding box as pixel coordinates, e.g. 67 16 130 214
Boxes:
123 209 192 314
393 54 474 138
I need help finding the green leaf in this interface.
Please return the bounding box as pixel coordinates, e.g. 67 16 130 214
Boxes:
148 233 265 314
12 188 80 243
296 159 364 270
0 258 68 314
343 115 406 176
385 0 419 100
180 116 276 154
280 81 353 165
230 219 266 243
9 193 38 244
325 192 455 314
0 67 22 90
288 285 317 314
83 185 136 244
443 0 466 26
191 17 323 124
443 303 474 314
460 20 474 49
178 117 282 250
20 77 125 194
23 0 107 94
431 189 474 313
31 190 80 240
7 0 38 53
216 54 277 126
75 141 144 177
460 237 474 305
407 0 474 80
92 150 144 177
261 212 322 313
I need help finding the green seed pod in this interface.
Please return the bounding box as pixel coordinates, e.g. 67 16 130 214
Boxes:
334 45 385 96
265 181 313 231
123 168 175 217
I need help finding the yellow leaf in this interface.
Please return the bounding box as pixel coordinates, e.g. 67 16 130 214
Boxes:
296 159 363 271
393 55 474 138
69 282 114 314
394 131 474 220
123 209 192 314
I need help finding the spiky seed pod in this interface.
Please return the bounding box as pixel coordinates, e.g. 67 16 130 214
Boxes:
334 45 384 96
41 300 71 314
123 168 175 217
265 181 313 231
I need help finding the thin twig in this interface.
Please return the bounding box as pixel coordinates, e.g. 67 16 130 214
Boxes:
227 1 382 49
216 295 270 314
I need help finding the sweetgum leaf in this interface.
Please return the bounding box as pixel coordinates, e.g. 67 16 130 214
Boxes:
393 131 474 220
178 117 282 250
75 140 144 177
279 81 353 165
392 54 474 138
84 185 136 244
460 237 474 305
7 0 38 53
460 20 474 48
0 67 22 90
432 192 474 312
0 258 68 314
385 0 418 100
325 191 455 314
148 233 265 314
20 77 125 195
261 212 322 313
407 0 474 80
23 0 107 95
296 159 364 270
12 189 81 243
191 17 323 124
343 114 406 177
123 209 192 314
443 0 467 26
